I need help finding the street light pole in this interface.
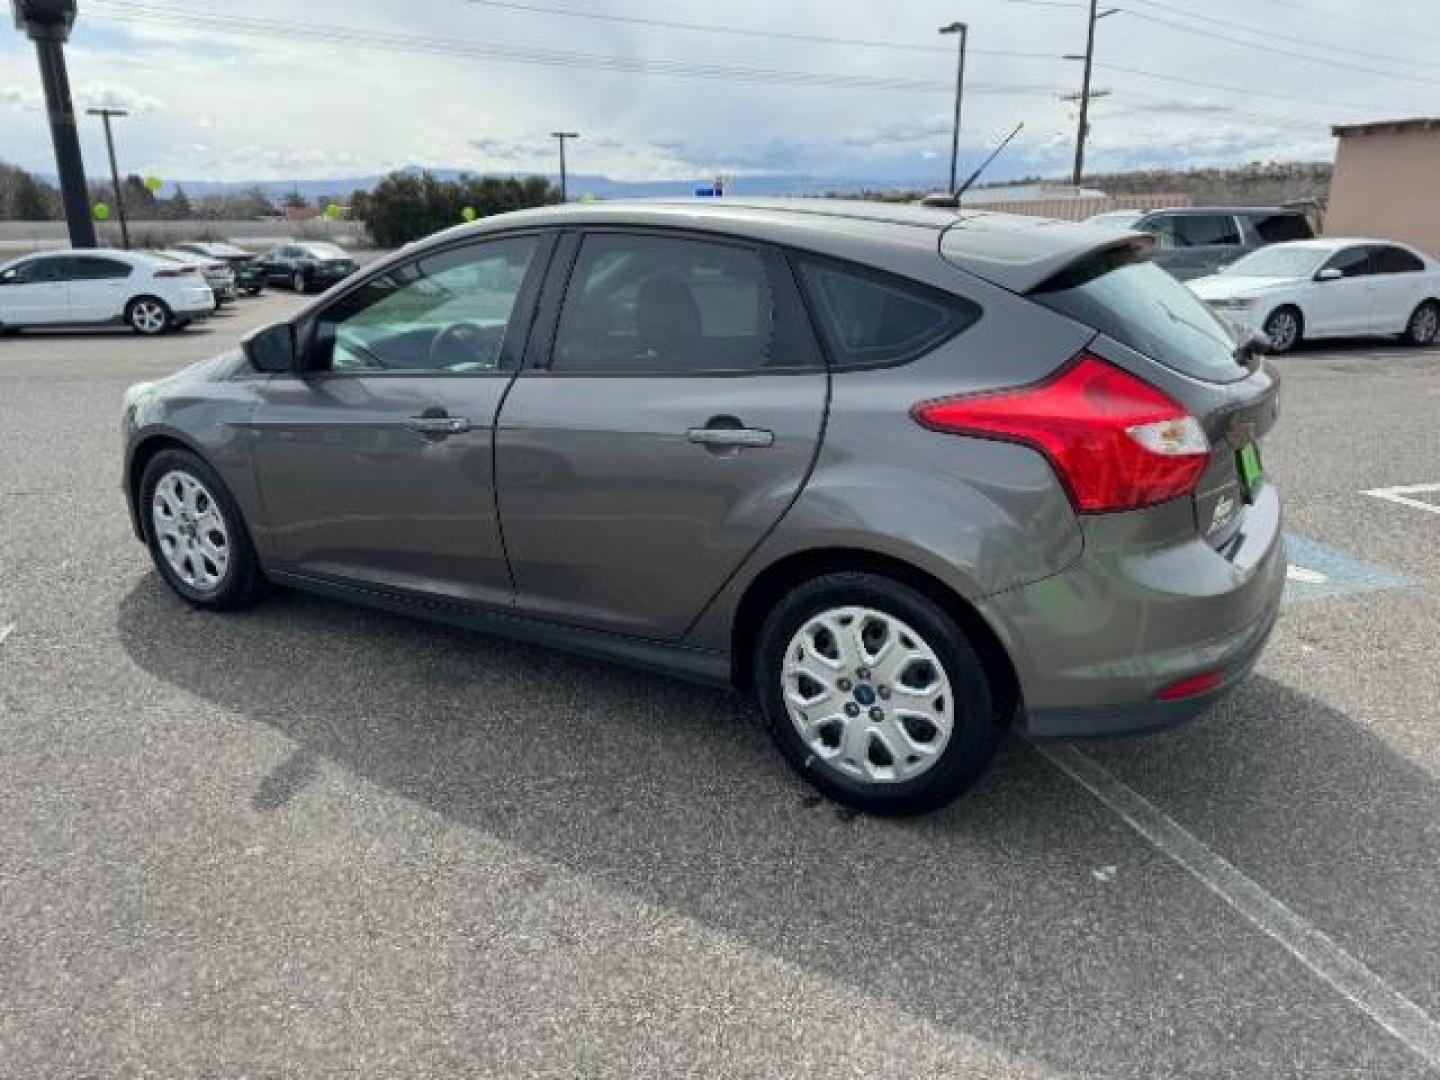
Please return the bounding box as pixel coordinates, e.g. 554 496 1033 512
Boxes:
1069 0 1118 186
12 0 96 248
87 107 130 250
550 131 579 202
939 22 968 195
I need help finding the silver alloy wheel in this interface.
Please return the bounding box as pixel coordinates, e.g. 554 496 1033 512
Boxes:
1265 308 1299 353
783 606 955 784
1411 304 1439 344
151 470 230 593
130 299 168 335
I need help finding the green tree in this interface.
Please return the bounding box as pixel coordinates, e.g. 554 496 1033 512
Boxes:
359 170 561 246
162 184 193 220
122 174 157 215
12 171 55 220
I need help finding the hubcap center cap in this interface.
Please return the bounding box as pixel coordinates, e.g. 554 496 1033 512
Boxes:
853 683 877 706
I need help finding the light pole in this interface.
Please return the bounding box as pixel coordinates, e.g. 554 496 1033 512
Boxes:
939 22 968 195
550 131 578 202
1066 0 1119 186
12 0 96 247
87 107 130 250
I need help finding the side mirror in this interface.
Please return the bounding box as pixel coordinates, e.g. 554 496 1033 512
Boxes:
243 321 297 373
1316 267 1343 282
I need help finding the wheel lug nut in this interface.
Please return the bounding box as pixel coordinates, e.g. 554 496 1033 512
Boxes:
869 706 884 722
856 668 871 681
837 678 852 692
844 703 860 717
878 686 891 700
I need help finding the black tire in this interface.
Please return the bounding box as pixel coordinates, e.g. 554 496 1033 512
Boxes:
754 572 1006 816
125 295 173 336
139 447 266 611
246 286 263 297
1263 305 1303 355
291 269 308 293
1402 300 1439 347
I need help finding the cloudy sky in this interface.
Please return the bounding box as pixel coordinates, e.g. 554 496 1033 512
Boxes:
3 0 1439 188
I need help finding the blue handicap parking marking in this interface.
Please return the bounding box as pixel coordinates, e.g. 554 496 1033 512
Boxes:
1282 532 1415 608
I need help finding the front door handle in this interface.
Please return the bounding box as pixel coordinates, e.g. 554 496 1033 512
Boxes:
407 414 472 436
687 425 774 449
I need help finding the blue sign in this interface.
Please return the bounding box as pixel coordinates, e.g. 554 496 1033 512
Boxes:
694 185 723 198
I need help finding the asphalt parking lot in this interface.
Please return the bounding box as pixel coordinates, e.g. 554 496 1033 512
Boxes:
3 291 1439 1077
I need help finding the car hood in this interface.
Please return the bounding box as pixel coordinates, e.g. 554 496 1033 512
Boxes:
1190 275 1297 300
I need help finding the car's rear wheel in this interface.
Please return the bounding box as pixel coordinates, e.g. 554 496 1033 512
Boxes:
1263 305 1302 354
126 296 172 336
291 269 307 293
140 448 266 611
1403 300 1439 347
754 572 1006 816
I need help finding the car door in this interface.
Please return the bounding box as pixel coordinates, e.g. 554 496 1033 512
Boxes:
247 232 552 606
260 246 291 284
0 255 69 324
1311 245 1376 335
494 229 828 640
66 255 134 322
1368 245 1428 331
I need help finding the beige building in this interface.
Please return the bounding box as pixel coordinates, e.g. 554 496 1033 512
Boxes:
1328 118 1440 257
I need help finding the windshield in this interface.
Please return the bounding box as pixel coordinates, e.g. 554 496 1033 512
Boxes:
1032 246 1244 384
1224 246 1326 279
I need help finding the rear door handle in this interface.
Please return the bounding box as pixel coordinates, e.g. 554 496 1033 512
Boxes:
686 426 774 449
407 414 472 435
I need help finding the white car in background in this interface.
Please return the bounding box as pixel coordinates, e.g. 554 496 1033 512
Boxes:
153 249 237 307
1189 238 1440 354
0 250 214 336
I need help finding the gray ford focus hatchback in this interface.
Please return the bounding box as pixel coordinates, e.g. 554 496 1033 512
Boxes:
122 199 1284 815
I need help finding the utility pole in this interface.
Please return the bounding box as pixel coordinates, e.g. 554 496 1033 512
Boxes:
1066 0 1119 186
87 107 130 249
12 0 96 248
550 131 578 202
939 22 968 194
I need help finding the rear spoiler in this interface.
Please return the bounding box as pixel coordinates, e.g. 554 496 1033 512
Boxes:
939 213 1156 295
1027 236 1158 296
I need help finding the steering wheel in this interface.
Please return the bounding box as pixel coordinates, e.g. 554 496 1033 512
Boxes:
428 321 497 370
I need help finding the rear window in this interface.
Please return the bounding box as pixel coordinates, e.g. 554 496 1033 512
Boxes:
1373 245 1425 274
798 259 980 368
1251 213 1314 243
1031 246 1245 384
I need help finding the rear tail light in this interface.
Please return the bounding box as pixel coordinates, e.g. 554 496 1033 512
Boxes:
911 353 1210 513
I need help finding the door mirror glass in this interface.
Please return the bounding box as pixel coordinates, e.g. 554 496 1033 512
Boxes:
244 321 297 373
1315 266 1343 282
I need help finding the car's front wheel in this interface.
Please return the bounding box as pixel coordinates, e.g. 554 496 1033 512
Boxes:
1263 305 1303 354
754 572 1006 816
126 296 172 336
140 448 266 611
1403 300 1439 347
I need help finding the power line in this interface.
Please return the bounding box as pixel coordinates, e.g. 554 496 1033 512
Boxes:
466 0 1060 59
85 1 1068 97
1095 62 1400 117
1259 0 1440 47
1124 0 1440 70
1120 8 1440 90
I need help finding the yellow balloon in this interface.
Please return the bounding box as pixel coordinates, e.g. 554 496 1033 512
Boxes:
144 175 163 193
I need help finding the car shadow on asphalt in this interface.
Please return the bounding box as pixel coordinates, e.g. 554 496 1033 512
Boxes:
114 574 1437 1078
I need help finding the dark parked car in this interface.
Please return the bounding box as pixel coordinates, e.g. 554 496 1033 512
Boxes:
255 241 358 293
121 199 1284 815
174 241 266 296
1096 207 1316 281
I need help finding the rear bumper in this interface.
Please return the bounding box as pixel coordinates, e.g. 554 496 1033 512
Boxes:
979 483 1287 738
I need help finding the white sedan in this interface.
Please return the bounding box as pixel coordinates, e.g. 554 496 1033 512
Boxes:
0 249 214 336
1189 238 1440 353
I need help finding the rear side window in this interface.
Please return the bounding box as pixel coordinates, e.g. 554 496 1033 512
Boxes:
1032 246 1245 384
1251 213 1314 243
1174 215 1241 248
71 257 131 280
1373 245 1425 274
798 259 980 368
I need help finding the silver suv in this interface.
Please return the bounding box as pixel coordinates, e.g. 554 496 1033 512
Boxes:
1126 207 1316 281
122 199 1285 815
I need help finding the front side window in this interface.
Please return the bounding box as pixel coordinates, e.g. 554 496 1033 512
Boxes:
551 234 777 374
313 236 539 374
1252 213 1313 243
1321 247 1373 278
799 259 980 368
71 257 132 280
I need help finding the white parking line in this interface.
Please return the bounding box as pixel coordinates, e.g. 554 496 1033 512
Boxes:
1364 483 1440 516
1034 743 1440 1070
0 623 13 647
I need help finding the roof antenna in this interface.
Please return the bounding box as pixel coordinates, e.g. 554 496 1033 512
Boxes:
921 122 1025 209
